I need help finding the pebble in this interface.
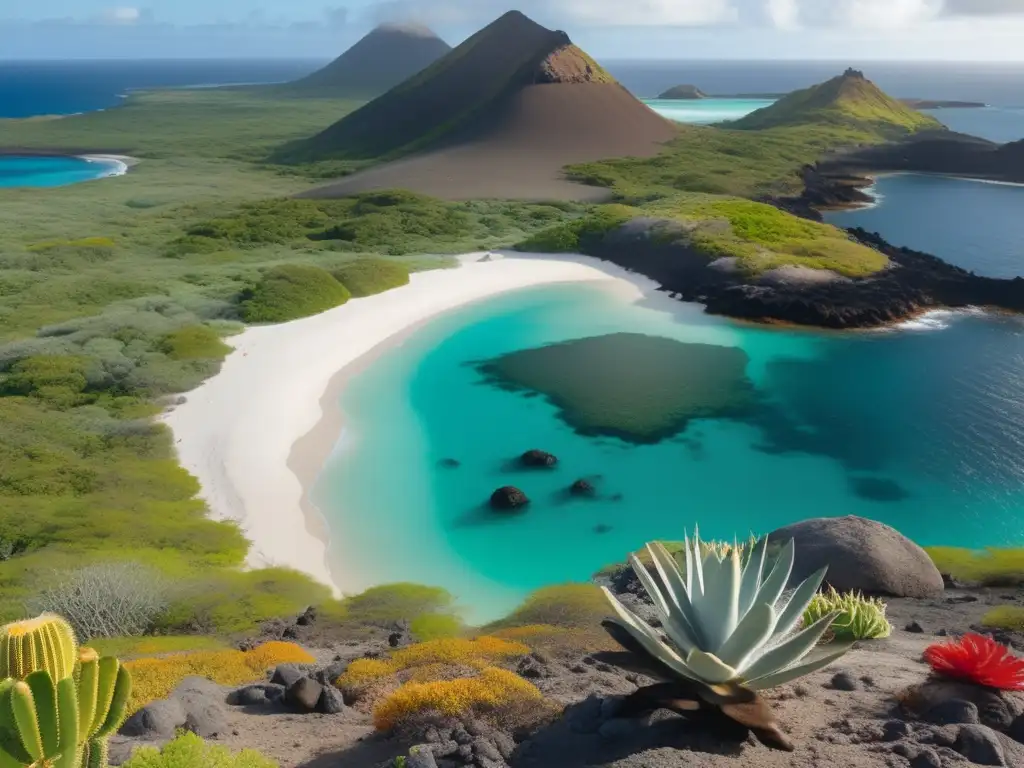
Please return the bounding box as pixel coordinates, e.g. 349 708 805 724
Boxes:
829 672 859 691
955 724 1006 765
905 621 925 633
926 699 980 726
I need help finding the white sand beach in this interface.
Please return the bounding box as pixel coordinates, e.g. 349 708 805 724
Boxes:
78 154 138 177
160 252 662 593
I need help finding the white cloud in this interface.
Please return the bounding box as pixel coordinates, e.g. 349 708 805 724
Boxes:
371 0 741 27
102 7 142 25
764 0 800 29
561 0 737 26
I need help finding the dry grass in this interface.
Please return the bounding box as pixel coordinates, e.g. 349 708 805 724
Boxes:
372 667 545 731
124 641 313 714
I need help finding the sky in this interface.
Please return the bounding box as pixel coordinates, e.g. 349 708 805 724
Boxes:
4 0 1024 60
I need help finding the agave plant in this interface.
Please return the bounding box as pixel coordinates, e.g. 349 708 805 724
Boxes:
598 530 852 751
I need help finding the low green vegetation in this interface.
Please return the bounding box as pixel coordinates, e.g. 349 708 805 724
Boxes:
980 606 1024 632
803 587 892 640
122 733 279 768
89 634 228 659
730 71 942 136
925 547 1024 586
240 265 351 323
519 196 887 277
332 257 410 296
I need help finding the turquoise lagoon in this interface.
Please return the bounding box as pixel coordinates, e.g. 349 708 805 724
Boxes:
643 98 774 124
0 155 125 188
315 282 1024 620
824 174 1024 279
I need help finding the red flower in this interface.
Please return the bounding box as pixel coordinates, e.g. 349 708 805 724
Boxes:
923 633 1024 691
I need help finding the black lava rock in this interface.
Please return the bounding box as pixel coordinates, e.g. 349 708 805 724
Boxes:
829 672 859 691
570 479 597 497
519 450 558 468
906 621 925 633
490 486 530 511
593 524 613 534
270 664 304 688
438 458 461 469
317 686 346 715
955 724 1006 765
926 699 980 726
295 606 317 626
285 678 323 713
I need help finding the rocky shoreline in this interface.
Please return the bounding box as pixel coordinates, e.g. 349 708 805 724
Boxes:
586 217 1024 330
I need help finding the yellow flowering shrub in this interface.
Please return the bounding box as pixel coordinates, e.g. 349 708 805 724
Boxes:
373 668 544 731
125 642 314 714
337 636 529 690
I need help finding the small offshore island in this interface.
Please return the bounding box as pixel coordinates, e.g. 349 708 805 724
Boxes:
1 10 1024 768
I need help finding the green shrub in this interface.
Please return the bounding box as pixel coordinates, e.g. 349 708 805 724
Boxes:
158 325 231 361
157 567 332 634
90 634 227 659
803 587 892 640
410 613 463 641
489 584 610 630
334 583 457 626
925 547 1024 586
517 204 638 254
122 733 279 768
331 258 410 297
980 606 1024 632
1 355 91 408
239 265 350 323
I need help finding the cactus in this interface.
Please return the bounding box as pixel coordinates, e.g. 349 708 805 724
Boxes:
1 615 78 683
75 648 132 746
0 670 80 768
0 647 131 768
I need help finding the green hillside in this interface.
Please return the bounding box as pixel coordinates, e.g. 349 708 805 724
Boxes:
731 68 943 136
274 11 619 163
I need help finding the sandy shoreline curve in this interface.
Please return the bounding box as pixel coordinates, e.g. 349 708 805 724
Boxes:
78 154 138 178
160 252 662 594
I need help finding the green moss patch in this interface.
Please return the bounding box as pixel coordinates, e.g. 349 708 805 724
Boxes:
980 606 1024 632
925 547 1024 586
158 326 231 361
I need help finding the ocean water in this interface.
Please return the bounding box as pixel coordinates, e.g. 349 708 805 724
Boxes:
824 174 1024 279
316 282 1024 619
0 155 125 188
643 98 774 124
928 106 1024 144
0 59 323 118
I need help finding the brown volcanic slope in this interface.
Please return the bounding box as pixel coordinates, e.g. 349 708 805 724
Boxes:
288 24 451 98
286 11 677 201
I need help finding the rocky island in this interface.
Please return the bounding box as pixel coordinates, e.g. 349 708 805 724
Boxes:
655 84 707 99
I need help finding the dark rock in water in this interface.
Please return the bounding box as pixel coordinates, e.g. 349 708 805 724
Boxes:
285 678 324 713
766 515 944 598
570 479 597 497
851 476 910 503
478 334 755 444
520 449 558 468
594 524 613 535
490 486 530 511
438 458 461 469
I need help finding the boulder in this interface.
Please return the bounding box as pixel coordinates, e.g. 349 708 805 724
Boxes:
120 699 187 739
173 677 228 738
228 683 285 707
285 677 324 713
271 664 305 688
519 450 558 468
766 516 944 598
318 685 347 715
490 486 530 512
